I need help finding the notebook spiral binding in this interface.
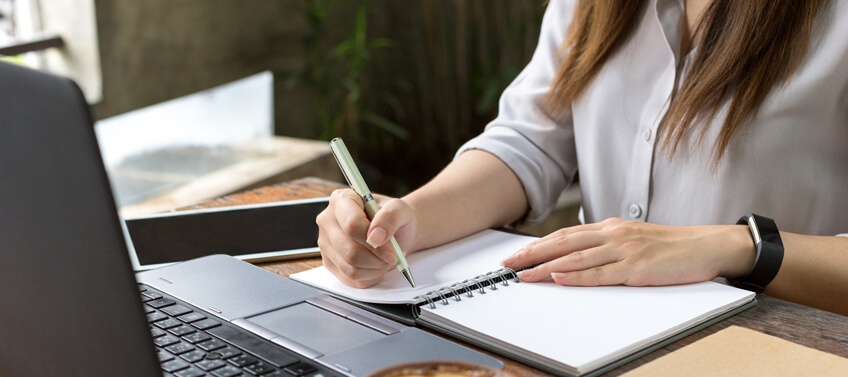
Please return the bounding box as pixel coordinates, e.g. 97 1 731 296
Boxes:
412 267 520 310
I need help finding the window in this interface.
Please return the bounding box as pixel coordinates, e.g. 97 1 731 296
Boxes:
0 0 102 103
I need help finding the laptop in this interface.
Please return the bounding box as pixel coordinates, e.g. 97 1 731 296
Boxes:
0 61 502 377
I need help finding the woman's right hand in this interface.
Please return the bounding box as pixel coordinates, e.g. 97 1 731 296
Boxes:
315 188 420 288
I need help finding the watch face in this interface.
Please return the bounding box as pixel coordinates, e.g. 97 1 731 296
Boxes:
746 216 762 245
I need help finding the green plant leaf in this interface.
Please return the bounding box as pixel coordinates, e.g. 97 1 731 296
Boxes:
368 38 396 49
362 111 410 140
355 6 367 47
380 93 406 120
334 40 354 56
476 79 501 114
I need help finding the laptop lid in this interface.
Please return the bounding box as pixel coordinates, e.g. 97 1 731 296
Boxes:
0 61 161 376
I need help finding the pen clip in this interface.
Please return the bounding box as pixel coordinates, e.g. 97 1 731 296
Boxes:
329 142 354 189
329 137 371 199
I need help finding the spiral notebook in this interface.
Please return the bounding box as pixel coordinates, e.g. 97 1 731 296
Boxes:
291 229 756 377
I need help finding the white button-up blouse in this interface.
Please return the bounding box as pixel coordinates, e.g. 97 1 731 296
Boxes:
457 0 848 236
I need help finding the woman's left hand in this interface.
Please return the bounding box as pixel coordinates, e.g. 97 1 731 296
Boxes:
500 218 757 286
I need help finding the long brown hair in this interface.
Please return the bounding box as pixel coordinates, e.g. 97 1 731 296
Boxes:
544 0 826 166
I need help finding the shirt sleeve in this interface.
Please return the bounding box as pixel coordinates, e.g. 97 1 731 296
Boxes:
455 0 579 228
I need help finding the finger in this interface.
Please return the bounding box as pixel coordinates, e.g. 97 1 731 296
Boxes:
373 242 400 266
333 192 398 263
322 255 386 288
331 188 366 212
321 216 389 270
518 244 620 282
502 227 606 270
330 189 370 243
550 263 626 287
365 197 413 249
521 221 607 249
321 237 390 282
330 190 405 265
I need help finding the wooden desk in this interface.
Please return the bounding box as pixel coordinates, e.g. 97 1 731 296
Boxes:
190 177 848 376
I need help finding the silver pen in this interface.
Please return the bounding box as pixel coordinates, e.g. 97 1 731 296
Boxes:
329 138 416 288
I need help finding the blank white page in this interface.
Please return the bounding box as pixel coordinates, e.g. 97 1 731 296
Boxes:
291 230 537 304
419 280 754 375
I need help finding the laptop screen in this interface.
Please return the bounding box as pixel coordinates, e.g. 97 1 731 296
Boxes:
0 61 162 377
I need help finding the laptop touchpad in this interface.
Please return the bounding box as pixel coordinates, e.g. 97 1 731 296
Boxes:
247 303 384 355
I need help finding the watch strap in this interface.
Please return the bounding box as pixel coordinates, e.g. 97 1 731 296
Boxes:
734 213 784 293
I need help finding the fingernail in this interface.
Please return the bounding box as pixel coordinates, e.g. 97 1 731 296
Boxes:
500 254 517 267
551 272 566 281
366 227 387 248
380 249 397 264
517 268 534 280
499 248 526 267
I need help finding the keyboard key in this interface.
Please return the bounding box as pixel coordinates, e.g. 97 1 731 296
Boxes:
145 306 156 314
197 338 227 352
158 350 175 362
182 332 212 344
142 291 163 301
208 326 298 368
161 359 190 373
227 354 259 368
204 351 225 361
284 362 317 376
148 298 177 309
180 349 207 363
192 318 221 330
175 367 208 377
153 334 181 348
162 305 193 317
169 325 197 337
263 372 285 377
178 312 207 323
151 327 167 338
196 359 227 371
244 361 274 375
155 318 184 330
211 365 243 377
165 342 196 355
211 346 241 359
148 311 168 322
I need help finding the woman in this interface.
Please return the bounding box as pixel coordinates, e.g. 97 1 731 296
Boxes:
316 0 848 316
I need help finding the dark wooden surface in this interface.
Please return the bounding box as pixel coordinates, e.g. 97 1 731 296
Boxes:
193 177 848 376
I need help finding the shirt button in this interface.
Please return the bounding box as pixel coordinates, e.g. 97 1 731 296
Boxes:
643 127 652 142
629 204 643 219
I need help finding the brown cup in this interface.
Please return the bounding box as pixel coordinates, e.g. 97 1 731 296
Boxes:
366 360 510 377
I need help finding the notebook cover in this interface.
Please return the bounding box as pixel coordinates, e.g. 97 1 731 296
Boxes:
621 323 848 377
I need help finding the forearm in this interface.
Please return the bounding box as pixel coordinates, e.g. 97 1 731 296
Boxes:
403 149 528 251
719 228 848 315
764 233 848 316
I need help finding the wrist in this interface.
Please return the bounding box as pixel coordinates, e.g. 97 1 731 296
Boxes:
399 196 425 253
717 225 758 279
729 213 785 292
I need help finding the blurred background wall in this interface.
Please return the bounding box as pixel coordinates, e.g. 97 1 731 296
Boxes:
93 0 547 197
92 0 304 121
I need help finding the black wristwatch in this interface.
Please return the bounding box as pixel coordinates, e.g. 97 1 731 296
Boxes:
731 213 784 293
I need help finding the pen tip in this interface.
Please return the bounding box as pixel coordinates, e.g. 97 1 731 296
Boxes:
401 268 416 288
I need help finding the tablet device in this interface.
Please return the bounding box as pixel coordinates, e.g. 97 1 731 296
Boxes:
121 197 329 270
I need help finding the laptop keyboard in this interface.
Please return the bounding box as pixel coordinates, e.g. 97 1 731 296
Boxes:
141 285 341 377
